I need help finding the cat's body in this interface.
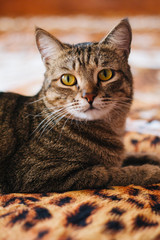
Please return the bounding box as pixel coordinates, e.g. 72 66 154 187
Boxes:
1 19 160 193
0 91 124 192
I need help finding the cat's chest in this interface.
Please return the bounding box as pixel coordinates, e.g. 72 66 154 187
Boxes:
46 122 123 165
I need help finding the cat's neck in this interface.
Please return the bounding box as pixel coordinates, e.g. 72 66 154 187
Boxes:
53 117 125 143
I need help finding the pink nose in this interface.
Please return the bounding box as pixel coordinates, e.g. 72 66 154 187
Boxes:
82 92 97 104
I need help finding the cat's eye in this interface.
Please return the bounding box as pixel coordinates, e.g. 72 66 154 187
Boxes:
61 74 77 86
98 69 113 81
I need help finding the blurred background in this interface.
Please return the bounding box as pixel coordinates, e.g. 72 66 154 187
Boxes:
0 0 160 134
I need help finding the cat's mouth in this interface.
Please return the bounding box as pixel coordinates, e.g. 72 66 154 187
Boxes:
83 105 99 113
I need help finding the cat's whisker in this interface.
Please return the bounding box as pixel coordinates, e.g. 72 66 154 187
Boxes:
49 104 80 127
44 112 70 138
57 113 73 141
65 102 81 110
102 96 132 100
34 107 67 136
27 96 47 105
51 104 79 122
34 104 71 135
115 101 131 108
101 99 131 110
111 106 129 115
31 108 63 137
30 103 76 122
25 108 49 119
39 109 68 135
25 106 58 120
113 102 129 110
101 98 132 104
35 104 78 137
111 102 131 109
31 113 54 136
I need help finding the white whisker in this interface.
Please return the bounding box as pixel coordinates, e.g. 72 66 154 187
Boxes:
45 112 70 137
33 107 67 136
27 96 46 105
57 113 73 141
32 103 80 138
39 109 68 136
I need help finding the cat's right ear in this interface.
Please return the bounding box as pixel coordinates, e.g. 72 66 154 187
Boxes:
35 27 64 64
99 18 132 57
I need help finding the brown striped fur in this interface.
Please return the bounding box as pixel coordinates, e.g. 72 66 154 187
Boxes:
0 19 160 193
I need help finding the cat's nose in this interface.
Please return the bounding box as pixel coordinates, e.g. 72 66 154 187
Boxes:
82 92 97 104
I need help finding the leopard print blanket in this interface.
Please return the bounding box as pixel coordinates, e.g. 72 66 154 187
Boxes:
1 183 160 239
0 106 160 240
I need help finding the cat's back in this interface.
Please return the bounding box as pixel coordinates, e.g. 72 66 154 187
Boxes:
0 91 27 113
0 91 29 124
0 92 35 160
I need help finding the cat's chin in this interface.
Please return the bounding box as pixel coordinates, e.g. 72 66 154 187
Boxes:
70 109 109 121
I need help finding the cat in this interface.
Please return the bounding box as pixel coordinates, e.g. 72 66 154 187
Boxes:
0 18 160 193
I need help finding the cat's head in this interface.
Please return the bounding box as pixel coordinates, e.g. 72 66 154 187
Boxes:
36 18 133 122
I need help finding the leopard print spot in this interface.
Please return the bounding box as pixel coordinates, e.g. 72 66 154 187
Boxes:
149 194 158 202
10 210 28 225
151 203 160 215
25 197 39 202
127 198 144 209
94 191 121 201
34 207 52 220
145 185 160 191
3 197 25 207
110 207 126 216
133 215 158 229
66 203 97 227
55 196 73 206
23 221 35 231
3 196 39 207
0 212 13 218
35 230 49 239
128 188 140 196
106 220 125 232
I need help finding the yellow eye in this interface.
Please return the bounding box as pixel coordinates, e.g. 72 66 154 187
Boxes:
61 74 77 86
98 69 113 81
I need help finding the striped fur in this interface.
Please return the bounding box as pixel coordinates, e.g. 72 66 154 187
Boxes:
1 19 160 193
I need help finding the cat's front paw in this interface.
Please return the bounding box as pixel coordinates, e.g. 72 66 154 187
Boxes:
142 164 160 186
107 164 160 187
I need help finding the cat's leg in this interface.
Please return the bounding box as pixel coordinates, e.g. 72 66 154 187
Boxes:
108 164 160 186
122 153 160 167
7 164 110 193
111 153 160 186
59 164 160 190
62 165 110 191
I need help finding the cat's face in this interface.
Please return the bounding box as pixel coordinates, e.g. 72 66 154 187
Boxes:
36 19 133 122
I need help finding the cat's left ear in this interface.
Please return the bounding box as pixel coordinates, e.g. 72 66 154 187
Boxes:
99 18 132 57
35 27 65 64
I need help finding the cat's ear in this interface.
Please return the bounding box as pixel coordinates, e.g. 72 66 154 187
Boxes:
35 27 65 63
99 18 132 57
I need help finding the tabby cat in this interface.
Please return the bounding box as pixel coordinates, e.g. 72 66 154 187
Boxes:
1 19 160 193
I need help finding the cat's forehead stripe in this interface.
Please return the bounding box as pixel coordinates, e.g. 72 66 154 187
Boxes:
72 61 76 70
94 57 99 66
87 46 91 65
72 45 99 70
